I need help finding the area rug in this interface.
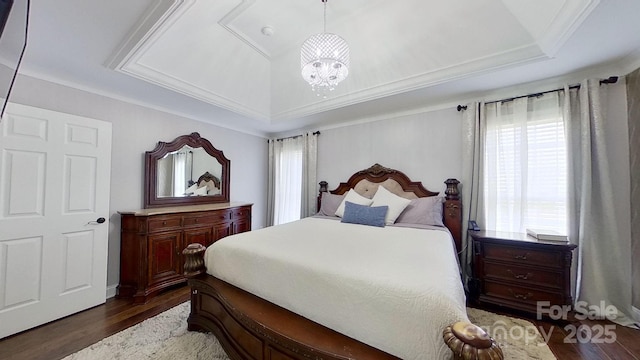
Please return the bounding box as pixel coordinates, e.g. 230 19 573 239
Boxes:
467 307 557 360
64 302 556 360
62 303 228 360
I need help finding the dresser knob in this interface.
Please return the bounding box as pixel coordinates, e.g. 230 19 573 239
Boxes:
162 221 167 225
514 253 528 260
507 269 533 280
509 289 533 300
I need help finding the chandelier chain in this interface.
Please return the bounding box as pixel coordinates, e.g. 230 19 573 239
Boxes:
323 0 327 33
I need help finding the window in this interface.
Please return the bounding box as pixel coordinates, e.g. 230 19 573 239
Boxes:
483 91 567 233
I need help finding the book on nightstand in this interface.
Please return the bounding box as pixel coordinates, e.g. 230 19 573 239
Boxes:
526 228 569 242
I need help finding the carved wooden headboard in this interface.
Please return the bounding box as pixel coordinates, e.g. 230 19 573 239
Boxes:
317 164 462 253
197 171 220 189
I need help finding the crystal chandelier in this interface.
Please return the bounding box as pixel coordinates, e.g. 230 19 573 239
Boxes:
300 0 349 96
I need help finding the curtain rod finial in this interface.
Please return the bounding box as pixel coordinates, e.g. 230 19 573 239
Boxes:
457 105 467 112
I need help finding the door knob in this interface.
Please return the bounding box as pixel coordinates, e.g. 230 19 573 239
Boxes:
87 217 106 225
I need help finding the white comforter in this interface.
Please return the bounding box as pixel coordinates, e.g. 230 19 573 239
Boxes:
205 217 468 360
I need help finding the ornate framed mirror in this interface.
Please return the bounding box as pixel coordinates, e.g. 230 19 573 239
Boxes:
144 132 230 208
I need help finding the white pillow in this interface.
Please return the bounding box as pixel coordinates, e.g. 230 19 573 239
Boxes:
193 186 208 195
184 183 198 195
335 189 373 217
371 185 411 225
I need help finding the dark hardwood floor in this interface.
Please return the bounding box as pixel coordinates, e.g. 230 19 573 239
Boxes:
0 285 638 360
472 303 640 360
536 316 640 359
0 285 190 360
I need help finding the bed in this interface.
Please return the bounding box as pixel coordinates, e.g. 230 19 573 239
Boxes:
183 164 502 360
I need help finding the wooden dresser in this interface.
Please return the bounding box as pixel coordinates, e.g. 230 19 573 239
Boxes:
117 202 252 303
469 230 577 314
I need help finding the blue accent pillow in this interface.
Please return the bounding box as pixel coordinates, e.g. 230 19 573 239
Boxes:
340 201 389 227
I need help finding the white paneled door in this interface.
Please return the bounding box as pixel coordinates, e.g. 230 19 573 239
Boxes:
0 103 112 338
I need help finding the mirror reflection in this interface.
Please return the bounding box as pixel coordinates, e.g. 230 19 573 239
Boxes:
156 146 223 198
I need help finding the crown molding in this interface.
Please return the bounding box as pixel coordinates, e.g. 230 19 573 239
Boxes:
272 43 547 120
12 67 269 138
105 0 195 70
105 0 269 121
118 60 270 121
535 0 599 56
617 48 640 76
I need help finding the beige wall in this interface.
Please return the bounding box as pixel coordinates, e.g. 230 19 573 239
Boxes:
627 68 640 314
317 107 463 195
2 69 268 294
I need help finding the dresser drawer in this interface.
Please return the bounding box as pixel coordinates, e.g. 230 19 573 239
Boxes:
483 243 564 268
232 207 251 219
483 261 564 289
183 212 230 226
482 280 565 306
148 217 182 232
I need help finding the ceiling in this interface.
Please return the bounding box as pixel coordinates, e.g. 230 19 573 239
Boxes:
1 0 640 136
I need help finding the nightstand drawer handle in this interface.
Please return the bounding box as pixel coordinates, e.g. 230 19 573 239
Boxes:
507 269 533 280
509 289 533 300
514 253 528 260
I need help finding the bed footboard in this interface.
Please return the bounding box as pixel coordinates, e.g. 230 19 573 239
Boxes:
183 243 503 360
183 243 397 359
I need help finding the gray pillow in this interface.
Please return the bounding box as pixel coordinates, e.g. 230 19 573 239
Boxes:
340 201 388 227
317 193 346 217
395 197 445 227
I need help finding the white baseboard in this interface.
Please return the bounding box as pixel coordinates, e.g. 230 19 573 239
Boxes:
106 284 118 299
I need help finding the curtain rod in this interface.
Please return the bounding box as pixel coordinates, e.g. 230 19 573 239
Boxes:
268 131 321 142
456 76 618 111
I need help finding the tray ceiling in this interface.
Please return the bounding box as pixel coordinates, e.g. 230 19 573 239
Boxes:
107 0 596 123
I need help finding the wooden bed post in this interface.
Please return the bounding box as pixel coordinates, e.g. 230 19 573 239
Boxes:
444 178 462 254
183 243 206 277
317 180 328 212
443 322 503 359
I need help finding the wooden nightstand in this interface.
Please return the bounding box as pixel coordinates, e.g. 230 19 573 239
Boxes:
469 230 577 315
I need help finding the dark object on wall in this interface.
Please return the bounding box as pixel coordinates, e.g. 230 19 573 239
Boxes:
0 0 13 37
0 0 29 121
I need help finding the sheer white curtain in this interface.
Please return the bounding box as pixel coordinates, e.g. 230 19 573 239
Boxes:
267 133 318 226
483 92 567 233
273 137 303 225
301 133 318 218
461 102 485 290
172 151 187 196
565 80 634 326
